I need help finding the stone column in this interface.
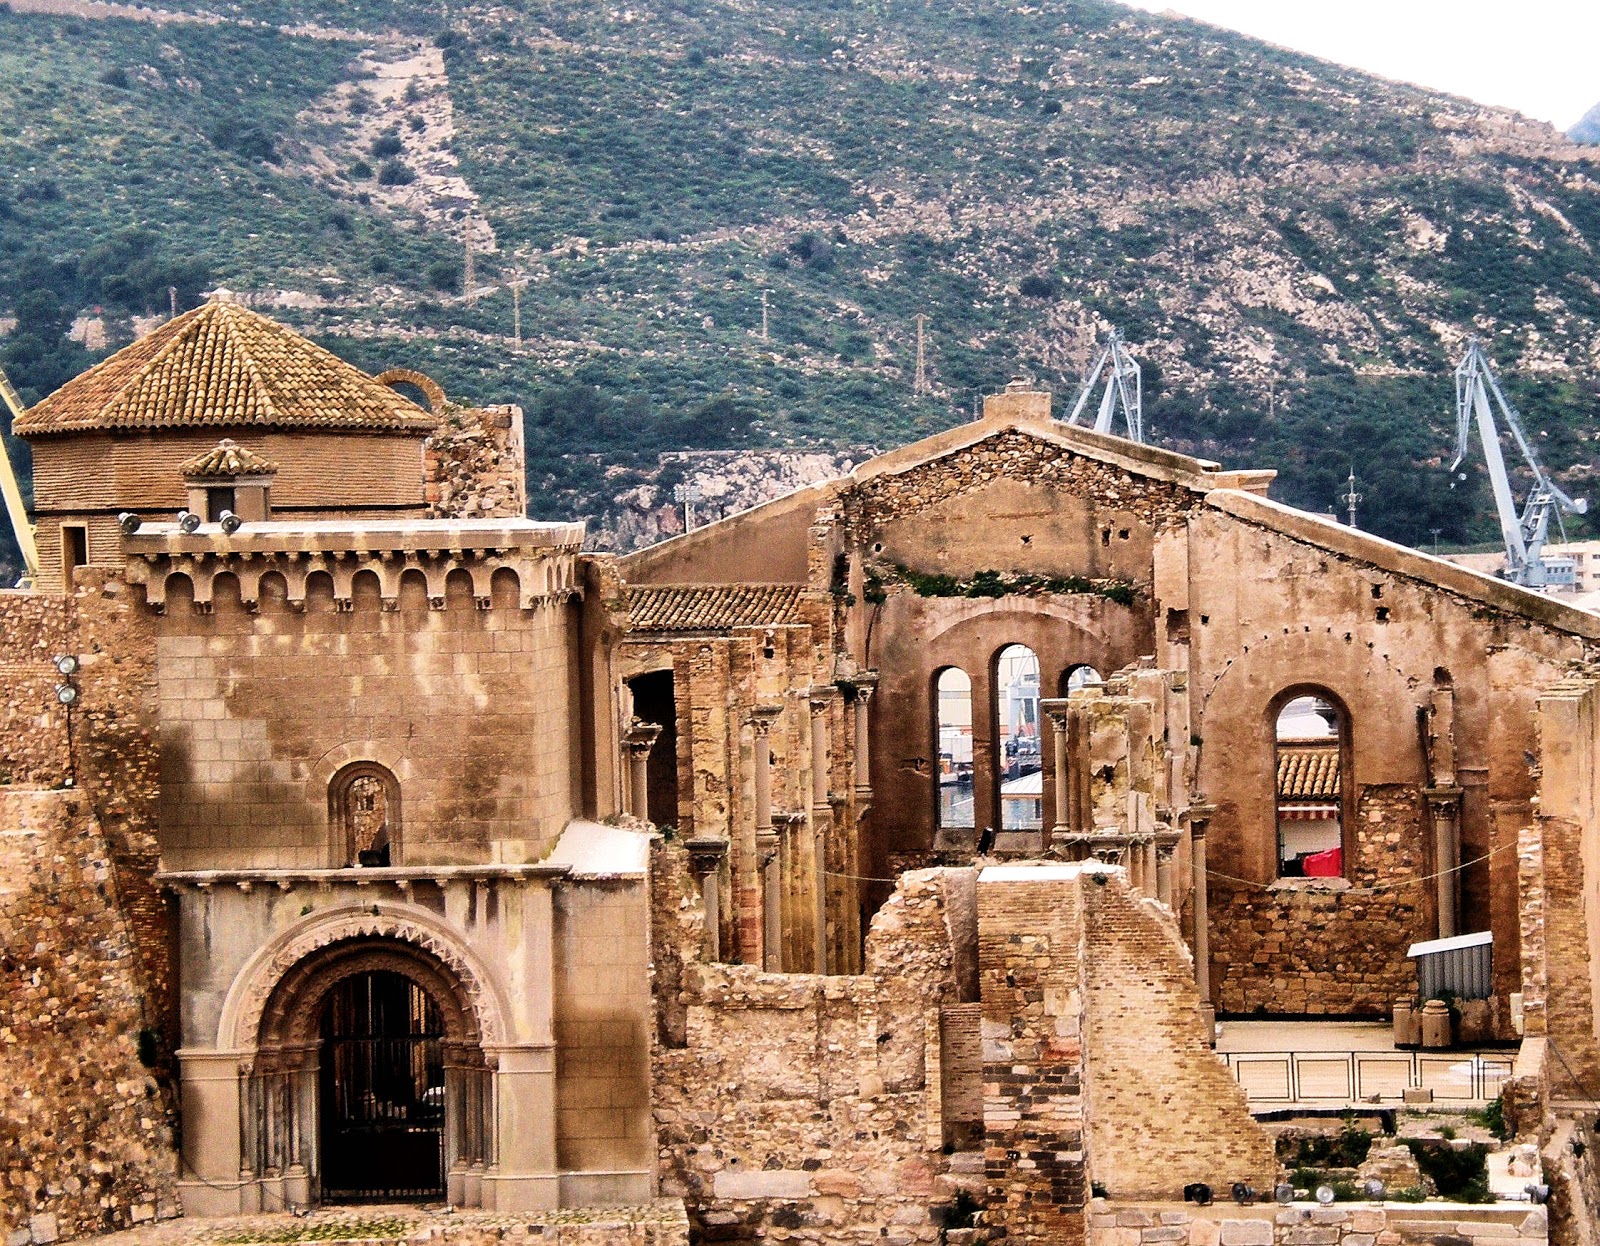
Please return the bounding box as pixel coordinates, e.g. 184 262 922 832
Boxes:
750 705 784 971
623 719 662 821
809 688 833 975
851 674 877 804
686 837 730 962
1426 786 1464 940
1189 803 1216 1038
1155 835 1177 908
1040 698 1072 850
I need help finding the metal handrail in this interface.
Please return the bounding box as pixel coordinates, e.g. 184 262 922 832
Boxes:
1219 1048 1514 1104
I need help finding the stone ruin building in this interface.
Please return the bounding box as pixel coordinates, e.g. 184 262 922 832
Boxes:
0 303 1597 1246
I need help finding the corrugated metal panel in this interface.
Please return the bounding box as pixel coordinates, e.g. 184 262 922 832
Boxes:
1414 938 1492 1000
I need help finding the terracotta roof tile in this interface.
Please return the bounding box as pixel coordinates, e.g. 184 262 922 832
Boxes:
15 300 437 436
626 584 804 632
1276 741 1341 801
180 439 279 479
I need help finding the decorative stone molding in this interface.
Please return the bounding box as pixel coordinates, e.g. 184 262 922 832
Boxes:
216 903 511 1052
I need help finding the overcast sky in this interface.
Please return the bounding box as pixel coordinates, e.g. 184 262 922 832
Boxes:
1116 1 1600 131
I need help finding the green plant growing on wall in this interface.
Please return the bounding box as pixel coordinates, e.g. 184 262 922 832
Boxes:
881 563 1137 606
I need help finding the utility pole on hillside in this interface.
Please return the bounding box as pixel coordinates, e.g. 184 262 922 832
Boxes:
761 289 770 342
509 272 526 350
914 314 928 395
463 226 477 307
1344 466 1363 529
168 286 178 319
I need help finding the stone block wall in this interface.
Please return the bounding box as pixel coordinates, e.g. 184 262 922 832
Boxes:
0 789 178 1244
1208 788 1429 1017
1088 1203 1546 1246
1082 875 1276 1197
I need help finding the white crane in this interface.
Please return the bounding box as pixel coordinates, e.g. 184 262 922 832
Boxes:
1066 328 1143 443
1450 338 1586 590
0 364 40 585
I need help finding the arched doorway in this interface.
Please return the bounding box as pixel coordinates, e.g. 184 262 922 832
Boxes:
243 933 495 1208
319 970 446 1203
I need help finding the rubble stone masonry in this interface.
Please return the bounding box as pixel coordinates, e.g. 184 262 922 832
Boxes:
0 789 178 1244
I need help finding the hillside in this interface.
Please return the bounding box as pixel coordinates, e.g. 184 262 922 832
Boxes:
3 0 1600 557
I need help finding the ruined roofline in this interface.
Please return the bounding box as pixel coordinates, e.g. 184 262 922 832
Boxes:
1207 489 1600 641
622 404 1276 578
124 516 586 558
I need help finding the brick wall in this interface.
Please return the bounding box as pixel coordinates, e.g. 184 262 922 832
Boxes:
0 789 178 1244
1082 873 1276 1197
976 866 1089 1246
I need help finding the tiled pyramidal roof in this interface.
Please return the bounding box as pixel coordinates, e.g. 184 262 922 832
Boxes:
15 298 438 436
625 584 804 632
181 438 279 479
1275 741 1341 801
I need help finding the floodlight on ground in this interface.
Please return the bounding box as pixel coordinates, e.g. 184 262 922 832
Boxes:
1525 1183 1550 1205
177 510 201 533
219 510 243 535
1274 1184 1294 1205
1363 1179 1385 1202
1183 1183 1213 1206
55 683 78 707
118 511 142 534
1315 1186 1336 1206
1231 1183 1255 1206
53 654 78 676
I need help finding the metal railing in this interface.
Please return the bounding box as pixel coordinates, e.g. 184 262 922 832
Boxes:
1219 1049 1515 1104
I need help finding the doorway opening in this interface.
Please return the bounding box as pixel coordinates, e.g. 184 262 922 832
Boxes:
319 970 445 1202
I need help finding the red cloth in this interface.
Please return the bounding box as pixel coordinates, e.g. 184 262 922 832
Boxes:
1302 846 1343 877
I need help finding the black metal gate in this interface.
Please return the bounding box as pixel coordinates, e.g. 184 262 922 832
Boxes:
319 971 446 1202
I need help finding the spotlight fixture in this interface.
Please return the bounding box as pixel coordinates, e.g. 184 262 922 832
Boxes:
1315 1186 1336 1206
177 510 201 534
1273 1184 1294 1205
1363 1179 1385 1202
219 510 243 535
1525 1183 1550 1205
1182 1183 1213 1207
54 682 79 707
117 511 142 534
1231 1183 1256 1206
52 654 78 677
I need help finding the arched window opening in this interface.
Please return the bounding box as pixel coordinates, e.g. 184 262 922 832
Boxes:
333 764 400 867
1062 664 1103 695
935 667 974 831
997 645 1042 832
1275 694 1346 878
319 970 445 1202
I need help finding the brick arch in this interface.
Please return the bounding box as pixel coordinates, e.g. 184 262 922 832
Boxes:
375 367 447 415
217 904 509 1053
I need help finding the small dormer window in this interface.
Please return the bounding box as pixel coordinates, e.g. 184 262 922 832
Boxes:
206 487 236 523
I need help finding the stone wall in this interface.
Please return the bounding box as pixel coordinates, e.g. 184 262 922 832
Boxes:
1208 787 1430 1017
425 403 527 520
0 789 178 1244
1088 1202 1546 1246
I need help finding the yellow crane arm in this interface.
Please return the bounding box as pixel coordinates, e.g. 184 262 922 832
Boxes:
0 365 41 584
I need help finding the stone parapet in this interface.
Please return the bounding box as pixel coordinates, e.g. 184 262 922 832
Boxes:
1088 1201 1547 1246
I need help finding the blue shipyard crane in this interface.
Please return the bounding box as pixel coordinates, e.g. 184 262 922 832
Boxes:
1067 328 1144 443
1450 338 1587 589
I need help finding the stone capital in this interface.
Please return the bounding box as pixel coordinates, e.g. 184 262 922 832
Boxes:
1187 802 1217 838
624 717 662 754
748 704 784 736
1038 696 1072 729
807 686 835 714
684 836 729 877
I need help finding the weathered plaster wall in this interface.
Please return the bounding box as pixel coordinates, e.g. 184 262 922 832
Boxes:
0 789 178 1245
